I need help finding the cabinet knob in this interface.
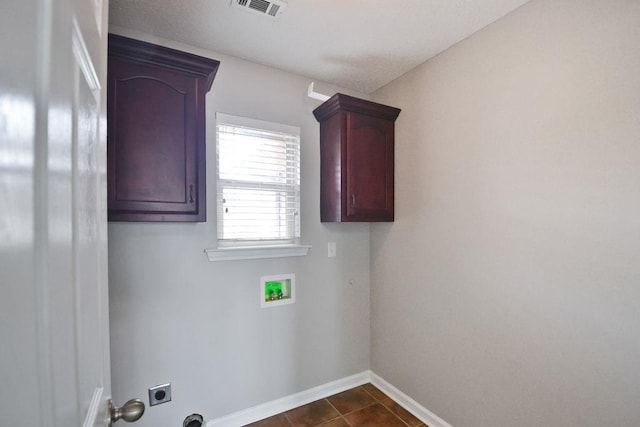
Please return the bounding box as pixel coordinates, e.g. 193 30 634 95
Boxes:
351 194 356 208
189 185 195 203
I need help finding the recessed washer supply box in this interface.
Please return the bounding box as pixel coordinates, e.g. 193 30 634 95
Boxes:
261 274 295 308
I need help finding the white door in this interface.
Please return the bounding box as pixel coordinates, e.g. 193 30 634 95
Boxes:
0 0 142 426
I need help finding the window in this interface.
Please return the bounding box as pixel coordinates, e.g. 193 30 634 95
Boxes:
215 113 301 248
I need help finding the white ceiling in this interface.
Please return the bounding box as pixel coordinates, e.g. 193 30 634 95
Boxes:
109 0 530 94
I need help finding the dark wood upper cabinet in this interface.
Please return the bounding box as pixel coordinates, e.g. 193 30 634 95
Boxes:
107 34 220 222
313 94 401 222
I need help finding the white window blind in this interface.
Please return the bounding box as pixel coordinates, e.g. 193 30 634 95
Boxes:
216 113 300 247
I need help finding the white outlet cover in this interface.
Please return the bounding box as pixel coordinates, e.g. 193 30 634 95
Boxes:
328 242 336 258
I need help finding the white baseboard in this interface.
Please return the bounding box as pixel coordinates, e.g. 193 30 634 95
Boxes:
205 372 370 427
205 370 452 427
369 371 453 427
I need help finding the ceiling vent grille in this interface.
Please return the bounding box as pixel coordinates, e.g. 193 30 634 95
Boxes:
231 0 287 19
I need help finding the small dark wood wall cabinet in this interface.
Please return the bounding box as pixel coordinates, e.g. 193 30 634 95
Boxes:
313 94 401 222
107 34 220 222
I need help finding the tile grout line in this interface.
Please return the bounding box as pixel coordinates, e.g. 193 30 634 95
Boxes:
327 385 413 427
361 385 414 427
282 410 294 427
325 387 378 425
322 397 352 426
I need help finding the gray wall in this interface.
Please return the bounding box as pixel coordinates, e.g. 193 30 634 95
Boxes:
107 28 371 426
371 0 640 426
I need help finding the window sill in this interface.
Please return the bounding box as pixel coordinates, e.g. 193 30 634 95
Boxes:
204 245 311 262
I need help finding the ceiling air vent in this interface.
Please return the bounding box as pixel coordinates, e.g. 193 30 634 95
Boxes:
231 0 287 19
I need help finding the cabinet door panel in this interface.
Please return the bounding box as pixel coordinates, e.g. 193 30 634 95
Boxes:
113 75 190 204
346 112 394 220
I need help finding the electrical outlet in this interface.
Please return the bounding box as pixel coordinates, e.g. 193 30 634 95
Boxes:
328 242 336 258
148 383 171 406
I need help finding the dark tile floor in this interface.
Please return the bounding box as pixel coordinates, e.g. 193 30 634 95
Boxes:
244 383 427 427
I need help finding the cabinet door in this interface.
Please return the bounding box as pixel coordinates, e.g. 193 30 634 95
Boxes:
345 112 394 221
107 58 204 221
